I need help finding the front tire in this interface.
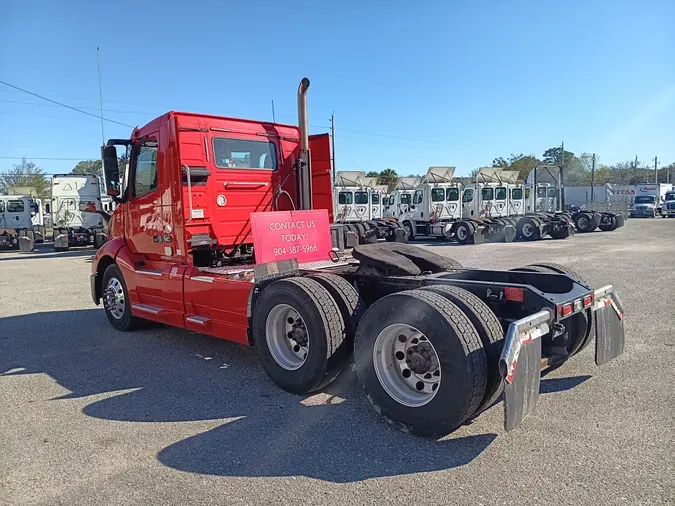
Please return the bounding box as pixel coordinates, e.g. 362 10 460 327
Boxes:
355 289 487 437
102 264 140 331
252 277 347 394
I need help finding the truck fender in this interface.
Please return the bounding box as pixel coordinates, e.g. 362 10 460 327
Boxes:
246 259 302 345
91 237 127 303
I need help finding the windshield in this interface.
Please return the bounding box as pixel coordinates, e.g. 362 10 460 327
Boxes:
354 191 369 204
399 193 411 205
446 187 459 201
338 192 353 204
634 196 655 204
666 193 675 201
431 188 445 202
7 200 25 213
213 138 277 170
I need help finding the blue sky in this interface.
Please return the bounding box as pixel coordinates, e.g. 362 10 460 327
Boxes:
1 0 673 176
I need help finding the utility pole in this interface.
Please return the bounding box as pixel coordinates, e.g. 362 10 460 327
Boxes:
331 112 336 180
271 100 276 123
654 156 658 184
96 46 107 194
560 141 565 210
590 153 596 202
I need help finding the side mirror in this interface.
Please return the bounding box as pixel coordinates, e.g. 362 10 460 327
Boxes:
101 145 121 197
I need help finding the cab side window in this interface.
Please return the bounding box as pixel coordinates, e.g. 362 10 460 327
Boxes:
413 190 423 205
133 140 158 198
462 189 474 203
0 201 4 213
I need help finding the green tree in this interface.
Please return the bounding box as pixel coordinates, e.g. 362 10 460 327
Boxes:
366 171 380 178
0 158 50 198
377 168 399 187
72 159 103 176
542 146 576 165
491 157 508 168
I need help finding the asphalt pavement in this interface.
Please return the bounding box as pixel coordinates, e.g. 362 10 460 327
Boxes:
1 219 673 506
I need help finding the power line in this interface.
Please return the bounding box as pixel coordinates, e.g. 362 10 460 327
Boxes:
0 80 134 128
0 99 160 116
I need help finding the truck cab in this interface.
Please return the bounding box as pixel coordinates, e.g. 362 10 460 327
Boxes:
0 196 33 249
662 191 675 218
333 172 377 223
89 78 626 438
630 194 659 218
51 174 106 249
382 177 419 219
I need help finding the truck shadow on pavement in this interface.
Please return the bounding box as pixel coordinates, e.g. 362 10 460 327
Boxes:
0 309 588 483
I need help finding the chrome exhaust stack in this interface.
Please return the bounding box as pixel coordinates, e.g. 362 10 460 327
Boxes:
297 78 312 210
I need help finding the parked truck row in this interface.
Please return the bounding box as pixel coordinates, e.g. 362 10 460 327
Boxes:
91 77 625 438
333 164 624 246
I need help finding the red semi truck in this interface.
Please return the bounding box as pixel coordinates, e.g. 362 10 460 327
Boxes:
91 78 625 437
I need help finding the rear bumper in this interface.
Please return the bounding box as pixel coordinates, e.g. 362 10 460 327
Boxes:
499 284 625 431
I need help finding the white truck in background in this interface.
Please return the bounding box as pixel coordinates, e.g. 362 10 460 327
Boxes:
382 177 419 219
630 183 673 217
0 196 36 250
51 174 107 251
661 190 675 218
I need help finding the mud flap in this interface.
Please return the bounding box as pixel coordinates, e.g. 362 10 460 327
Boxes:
614 215 625 229
471 225 486 244
593 288 625 366
499 310 551 432
53 233 69 251
503 224 516 243
18 235 34 252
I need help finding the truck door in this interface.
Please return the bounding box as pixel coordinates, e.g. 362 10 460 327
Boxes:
509 187 524 216
354 190 369 220
461 186 476 218
493 186 508 217
371 191 381 219
480 186 495 217
445 187 460 219
430 187 445 221
309 134 334 222
123 134 184 328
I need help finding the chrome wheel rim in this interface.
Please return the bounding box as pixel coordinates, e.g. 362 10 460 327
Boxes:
578 217 588 229
266 304 309 370
104 277 125 320
373 323 441 407
522 222 534 237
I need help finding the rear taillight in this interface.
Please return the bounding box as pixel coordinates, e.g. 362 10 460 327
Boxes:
560 303 573 317
583 295 593 308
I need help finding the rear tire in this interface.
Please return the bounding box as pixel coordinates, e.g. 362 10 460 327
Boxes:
574 212 594 233
305 273 365 342
252 277 347 394
355 289 487 437
454 221 473 244
420 285 504 415
518 217 541 241
598 215 617 231
102 264 140 331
